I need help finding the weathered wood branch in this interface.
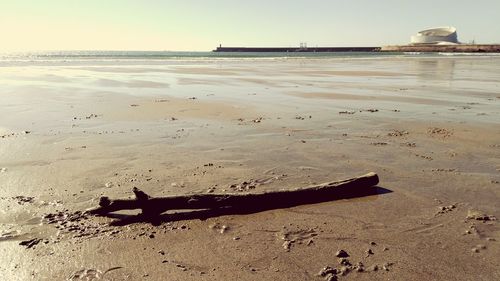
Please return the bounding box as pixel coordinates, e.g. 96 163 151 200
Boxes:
89 172 379 216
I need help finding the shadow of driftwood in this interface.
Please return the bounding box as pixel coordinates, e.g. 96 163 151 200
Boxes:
104 185 392 226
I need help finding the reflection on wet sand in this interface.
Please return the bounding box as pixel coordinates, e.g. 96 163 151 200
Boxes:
409 58 456 82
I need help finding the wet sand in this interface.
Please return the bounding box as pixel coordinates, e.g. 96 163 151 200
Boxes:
0 56 499 280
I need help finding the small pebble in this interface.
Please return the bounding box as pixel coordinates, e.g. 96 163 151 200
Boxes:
318 266 337 277
354 262 364 272
325 274 338 281
339 266 350 276
220 225 229 234
339 258 351 266
335 250 349 258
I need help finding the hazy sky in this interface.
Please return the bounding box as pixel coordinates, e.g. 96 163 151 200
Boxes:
1 0 499 51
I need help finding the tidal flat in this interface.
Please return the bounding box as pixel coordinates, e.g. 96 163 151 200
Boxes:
0 54 499 280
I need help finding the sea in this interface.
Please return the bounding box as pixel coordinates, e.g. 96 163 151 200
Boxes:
1 50 499 64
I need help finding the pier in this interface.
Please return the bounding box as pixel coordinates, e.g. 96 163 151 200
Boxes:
213 46 381 52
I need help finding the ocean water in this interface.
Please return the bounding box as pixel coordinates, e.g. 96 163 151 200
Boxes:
1 50 499 64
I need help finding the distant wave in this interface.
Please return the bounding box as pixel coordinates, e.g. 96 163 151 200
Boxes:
1 50 499 64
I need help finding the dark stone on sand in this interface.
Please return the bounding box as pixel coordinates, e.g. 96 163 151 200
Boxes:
335 250 349 258
339 111 355 115
318 266 337 277
12 196 35 205
325 274 338 281
339 266 350 276
19 238 42 249
466 210 497 221
339 258 351 266
383 262 394 271
354 262 365 272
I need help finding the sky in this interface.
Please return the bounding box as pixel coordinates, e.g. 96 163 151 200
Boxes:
1 0 499 51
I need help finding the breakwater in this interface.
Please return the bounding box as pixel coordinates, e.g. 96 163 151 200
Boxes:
213 47 380 52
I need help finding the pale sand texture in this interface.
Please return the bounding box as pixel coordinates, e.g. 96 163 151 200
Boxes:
0 56 499 280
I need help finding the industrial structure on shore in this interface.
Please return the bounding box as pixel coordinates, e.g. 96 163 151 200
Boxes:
410 26 459 45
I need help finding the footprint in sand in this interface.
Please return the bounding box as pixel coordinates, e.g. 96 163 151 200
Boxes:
278 228 317 251
68 267 122 280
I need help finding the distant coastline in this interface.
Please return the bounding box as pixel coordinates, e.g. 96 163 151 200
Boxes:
214 44 500 53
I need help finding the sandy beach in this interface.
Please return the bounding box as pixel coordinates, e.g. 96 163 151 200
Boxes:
1 55 499 280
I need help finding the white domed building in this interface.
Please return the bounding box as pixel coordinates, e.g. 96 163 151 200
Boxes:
410 27 460 45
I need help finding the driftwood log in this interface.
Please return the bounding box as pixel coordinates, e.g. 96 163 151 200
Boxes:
89 172 379 217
